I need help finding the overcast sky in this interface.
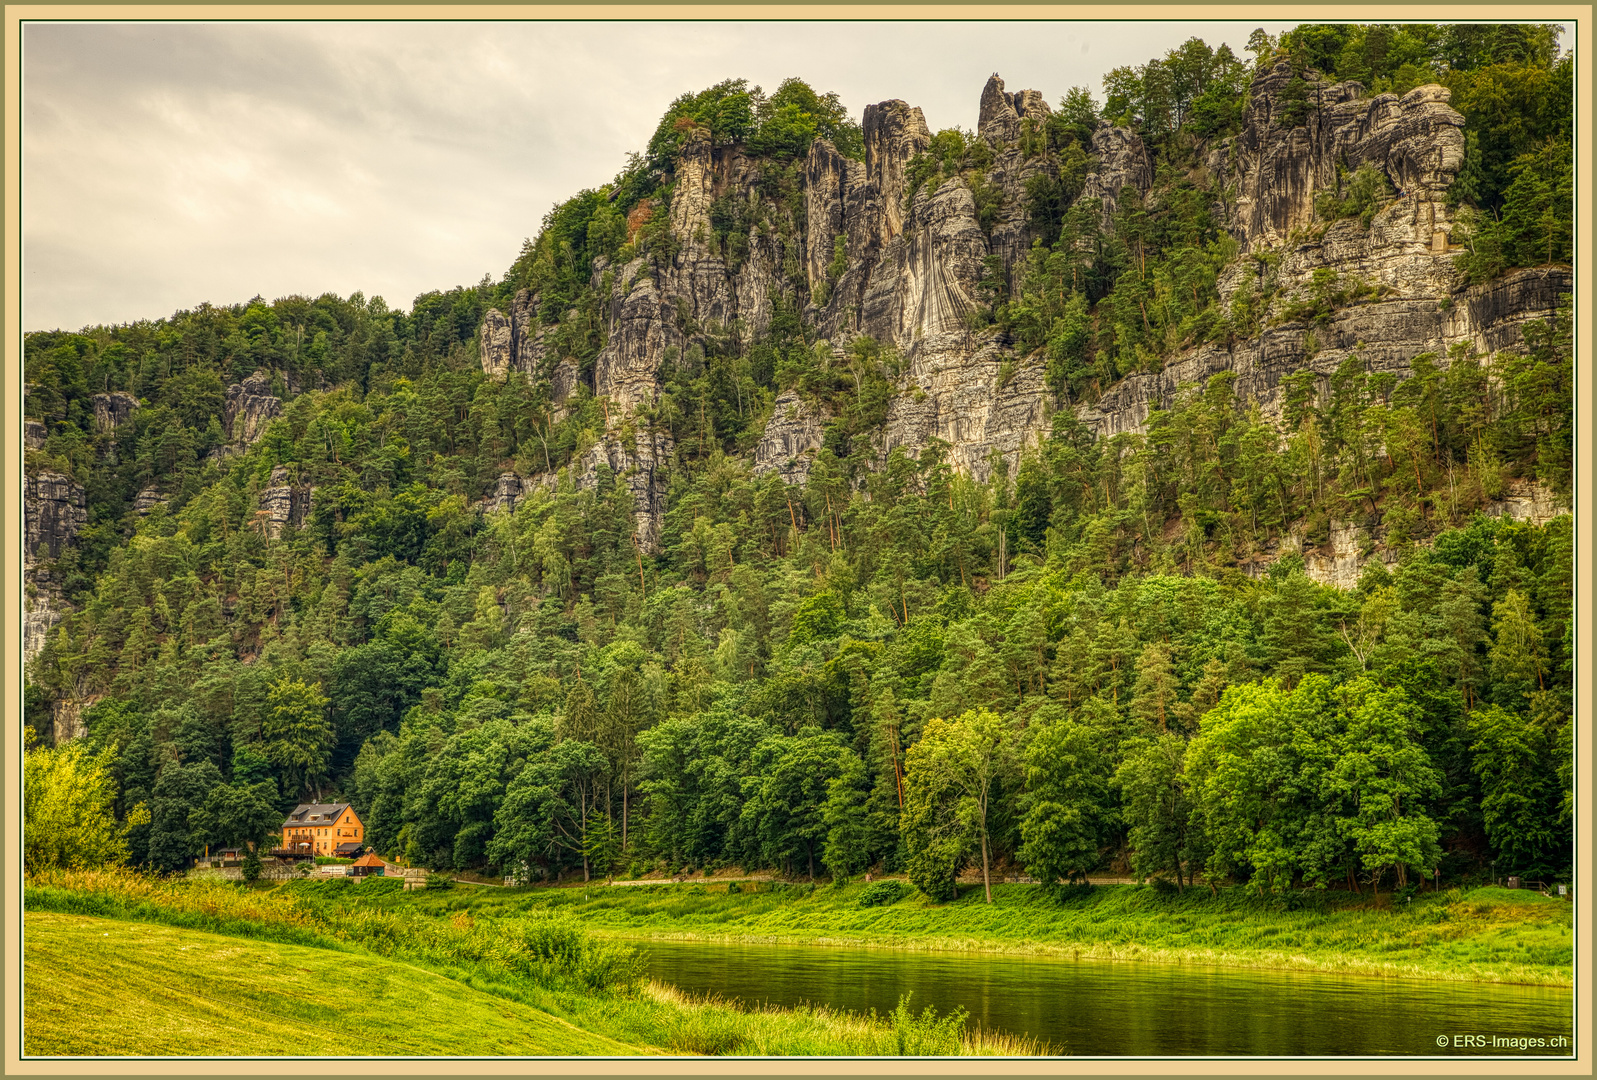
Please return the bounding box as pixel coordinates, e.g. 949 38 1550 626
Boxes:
26 19 1314 332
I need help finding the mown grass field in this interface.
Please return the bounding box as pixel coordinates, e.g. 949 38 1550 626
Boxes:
23 913 642 1057
397 879 1575 986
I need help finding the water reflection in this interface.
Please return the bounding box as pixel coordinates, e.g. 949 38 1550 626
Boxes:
640 940 1573 1056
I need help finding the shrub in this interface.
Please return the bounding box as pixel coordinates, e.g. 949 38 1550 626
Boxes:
888 994 967 1056
856 880 908 908
668 1008 750 1056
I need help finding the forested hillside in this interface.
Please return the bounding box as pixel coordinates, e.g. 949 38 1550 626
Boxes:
24 23 1574 894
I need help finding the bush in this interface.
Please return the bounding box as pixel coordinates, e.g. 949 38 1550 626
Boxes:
888 994 967 1056
1314 163 1393 227
856 880 908 908
907 839 963 902
426 873 455 890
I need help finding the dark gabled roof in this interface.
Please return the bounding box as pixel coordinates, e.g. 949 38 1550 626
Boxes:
334 842 364 855
281 802 359 829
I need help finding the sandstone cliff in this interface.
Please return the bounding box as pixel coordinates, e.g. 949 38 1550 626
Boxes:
1079 61 1567 438
475 66 1566 572
258 465 311 539
211 371 283 459
24 470 87 664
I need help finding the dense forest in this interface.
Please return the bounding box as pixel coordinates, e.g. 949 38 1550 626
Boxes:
24 24 1575 895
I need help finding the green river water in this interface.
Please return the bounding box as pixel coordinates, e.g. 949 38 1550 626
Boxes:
640 940 1574 1057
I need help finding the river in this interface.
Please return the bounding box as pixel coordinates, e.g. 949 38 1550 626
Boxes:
640 939 1574 1056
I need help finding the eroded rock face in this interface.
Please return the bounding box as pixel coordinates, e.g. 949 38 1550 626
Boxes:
1287 477 1571 589
480 308 515 378
481 289 551 383
1231 62 1464 250
474 69 1556 557
516 429 673 550
1077 61 1560 440
133 486 166 516
490 472 523 513
213 372 282 458
24 420 46 449
977 75 1051 146
25 470 87 666
595 259 673 413
52 698 87 745
1486 477 1572 528
753 391 829 486
24 591 58 666
883 337 1051 481
92 391 140 433
861 99 932 246
258 465 310 539
1078 122 1155 226
26 470 87 564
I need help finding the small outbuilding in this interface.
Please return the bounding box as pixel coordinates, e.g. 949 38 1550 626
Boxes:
350 852 388 878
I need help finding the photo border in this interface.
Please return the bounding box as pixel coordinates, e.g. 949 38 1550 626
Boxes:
4 3 1592 1075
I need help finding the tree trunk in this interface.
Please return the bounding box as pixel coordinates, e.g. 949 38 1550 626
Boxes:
980 826 992 904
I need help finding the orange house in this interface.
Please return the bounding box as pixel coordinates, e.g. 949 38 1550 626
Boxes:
281 802 364 856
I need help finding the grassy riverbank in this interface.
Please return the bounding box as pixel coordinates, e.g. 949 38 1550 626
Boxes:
23 869 1042 1057
396 877 1575 987
24 913 640 1056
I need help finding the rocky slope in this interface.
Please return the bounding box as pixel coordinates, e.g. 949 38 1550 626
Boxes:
1079 60 1571 438
472 63 1566 577
481 76 1105 527
24 368 288 664
25 62 1564 648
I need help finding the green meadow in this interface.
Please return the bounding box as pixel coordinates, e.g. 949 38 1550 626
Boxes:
24 913 640 1057
23 869 1043 1057
399 877 1575 986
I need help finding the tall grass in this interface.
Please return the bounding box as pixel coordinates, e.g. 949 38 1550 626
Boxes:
640 983 1047 1056
25 867 643 994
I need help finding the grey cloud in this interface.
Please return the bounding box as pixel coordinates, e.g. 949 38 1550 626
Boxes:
26 19 1309 331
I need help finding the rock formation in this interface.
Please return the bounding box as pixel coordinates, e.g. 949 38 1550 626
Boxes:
977 74 1052 146
24 470 87 665
132 485 166 516
490 472 524 513
479 288 555 388
495 429 672 550
1077 65 1566 439
474 67 1565 571
92 391 139 433
210 371 283 459
1077 122 1155 227
477 75 1153 542
24 420 46 449
753 391 830 486
25 470 87 564
257 465 311 539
